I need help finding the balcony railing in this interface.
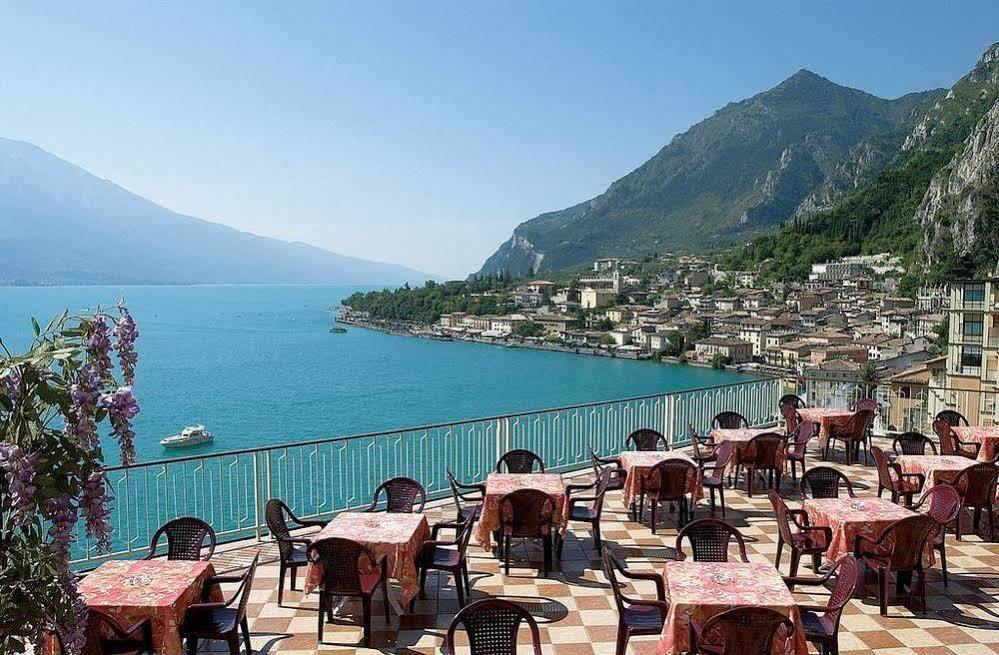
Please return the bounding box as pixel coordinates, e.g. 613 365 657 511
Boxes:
71 377 782 568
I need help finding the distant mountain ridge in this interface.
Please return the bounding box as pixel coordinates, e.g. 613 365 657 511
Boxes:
0 138 433 286
477 70 943 277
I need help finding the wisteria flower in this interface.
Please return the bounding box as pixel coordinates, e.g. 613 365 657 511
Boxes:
80 471 113 554
68 365 100 448
0 442 39 526
101 386 140 465
46 494 78 561
57 570 88 655
86 310 114 381
113 304 138 386
1 365 21 405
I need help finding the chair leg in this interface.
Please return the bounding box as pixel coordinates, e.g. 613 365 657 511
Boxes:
719 487 726 517
463 561 472 595
593 520 602 550
747 469 754 498
278 565 286 607
878 570 888 616
362 596 372 648
241 617 252 655
774 538 784 571
543 535 551 577
939 542 948 586
382 579 390 621
788 549 801 587
651 498 658 534
290 565 298 591
187 637 198 655
226 634 240 655
455 569 466 607
615 621 629 655
317 593 325 642
504 534 511 575
708 487 716 515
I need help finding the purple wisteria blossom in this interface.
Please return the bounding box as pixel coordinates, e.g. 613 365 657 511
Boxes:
0 442 39 526
101 386 139 465
58 570 88 655
80 471 113 553
46 493 78 561
2 365 21 404
86 310 114 381
68 365 100 448
113 305 138 386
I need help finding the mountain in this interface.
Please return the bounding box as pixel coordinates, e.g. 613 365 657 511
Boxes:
0 138 433 286
477 71 942 277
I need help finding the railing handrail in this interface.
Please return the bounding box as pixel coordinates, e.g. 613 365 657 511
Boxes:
788 375 999 396
105 375 779 471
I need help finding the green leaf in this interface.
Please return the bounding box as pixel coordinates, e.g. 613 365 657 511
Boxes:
31 316 40 337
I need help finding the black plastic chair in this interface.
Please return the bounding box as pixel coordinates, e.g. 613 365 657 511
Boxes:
784 556 858 655
180 555 258 655
265 498 328 606
892 432 938 456
562 467 612 553
675 518 749 563
589 446 626 492
444 598 542 655
364 476 427 513
447 468 486 523
711 411 749 429
626 428 668 451
145 516 216 561
88 609 153 655
498 488 556 575
496 449 545 474
800 466 856 499
413 507 479 608
689 606 793 655
603 548 670 655
935 410 969 427
307 537 389 646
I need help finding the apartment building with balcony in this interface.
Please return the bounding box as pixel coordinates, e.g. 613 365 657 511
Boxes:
940 279 999 425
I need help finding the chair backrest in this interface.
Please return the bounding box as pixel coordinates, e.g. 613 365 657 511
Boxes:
933 419 957 455
768 490 797 545
499 489 555 538
232 555 259 620
712 411 749 429
675 518 749 563
371 476 427 513
788 419 817 457
935 410 969 427
496 449 545 474
646 458 697 501
870 446 900 491
709 441 735 474
308 537 377 594
780 403 800 435
265 499 296 561
149 517 216 561
917 484 961 527
455 507 481 557
590 467 613 516
875 514 939 570
601 548 630 615
844 409 876 439
745 432 784 468
446 468 468 510
822 556 859 618
88 608 151 654
951 462 999 506
778 394 805 410
892 432 937 456
800 466 855 499
854 397 879 414
626 428 667 451
445 598 543 655
694 606 793 655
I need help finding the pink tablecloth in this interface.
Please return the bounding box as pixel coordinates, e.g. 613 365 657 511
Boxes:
802 497 931 565
952 426 999 462
655 561 808 655
618 451 703 509
303 512 430 606
474 473 567 550
797 408 854 449
710 428 783 473
896 455 976 488
78 560 222 655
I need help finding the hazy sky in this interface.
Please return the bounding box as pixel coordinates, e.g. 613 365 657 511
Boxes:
2 2 998 278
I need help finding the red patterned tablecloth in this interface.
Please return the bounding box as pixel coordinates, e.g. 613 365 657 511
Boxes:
618 451 703 509
952 426 999 462
710 428 783 473
896 454 998 504
303 512 430 606
802 497 931 565
797 408 854 449
474 473 567 551
77 559 222 655
655 561 808 655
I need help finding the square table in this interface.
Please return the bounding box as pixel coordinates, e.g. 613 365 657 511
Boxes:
952 426 999 462
802 497 931 565
78 559 221 655
797 407 854 450
618 451 703 510
895 454 976 489
474 472 567 551
710 427 781 474
303 511 430 608
655 561 808 655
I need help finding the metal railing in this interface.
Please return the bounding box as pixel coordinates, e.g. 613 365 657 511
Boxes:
71 376 782 567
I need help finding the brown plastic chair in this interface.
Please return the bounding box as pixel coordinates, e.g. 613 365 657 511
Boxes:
364 476 427 513
779 393 806 410
307 538 389 646
933 419 982 459
800 466 856 500
909 485 961 585
688 425 717 468
825 409 875 465
946 462 999 541
88 609 153 655
562 467 613 552
626 428 668 451
265 498 328 606
603 548 670 655
935 410 969 427
145 517 216 561
641 458 698 533
180 555 258 655
769 490 831 585
675 518 749 563
447 468 486 523
784 556 859 655
892 432 938 456
871 446 924 505
496 449 545 473
700 441 734 516
498 488 556 576
711 411 749 429
780 403 801 437
785 419 817 481
444 598 542 655
854 514 938 616
589 446 626 492
736 432 784 497
413 506 479 609
689 606 794 655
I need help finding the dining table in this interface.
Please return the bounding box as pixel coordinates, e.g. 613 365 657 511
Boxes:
76 559 222 655
617 450 703 511
473 472 567 551
303 511 430 610
655 561 808 655
951 426 999 462
797 407 854 450
801 496 932 566
709 427 782 474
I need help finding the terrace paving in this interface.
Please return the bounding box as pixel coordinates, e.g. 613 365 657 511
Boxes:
197 437 999 655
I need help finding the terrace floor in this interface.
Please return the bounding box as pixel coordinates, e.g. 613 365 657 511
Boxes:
203 437 999 655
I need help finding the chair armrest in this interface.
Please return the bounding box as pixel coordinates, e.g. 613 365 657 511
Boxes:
566 479 597 495
799 525 832 543
624 597 671 617
362 499 380 512
796 603 830 613
188 600 227 612
787 508 811 527
431 520 465 540
899 472 925 488
275 536 312 547
291 517 328 529
617 568 667 600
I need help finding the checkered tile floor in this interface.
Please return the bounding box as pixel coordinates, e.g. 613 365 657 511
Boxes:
203 437 999 655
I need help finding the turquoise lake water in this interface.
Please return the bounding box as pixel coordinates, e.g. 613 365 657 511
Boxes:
0 285 753 464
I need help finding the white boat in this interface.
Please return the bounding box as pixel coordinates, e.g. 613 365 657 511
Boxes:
160 425 213 448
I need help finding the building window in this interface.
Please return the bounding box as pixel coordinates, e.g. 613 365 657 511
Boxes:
963 314 984 341
963 283 986 304
959 345 983 375
899 386 912 399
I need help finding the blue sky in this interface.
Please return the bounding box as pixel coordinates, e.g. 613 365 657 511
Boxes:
2 2 997 278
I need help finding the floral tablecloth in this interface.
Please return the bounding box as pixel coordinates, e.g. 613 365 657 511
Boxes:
952 426 999 462
77 559 221 655
474 473 567 550
897 454 999 504
802 497 931 565
655 561 807 655
710 428 783 473
797 407 854 449
618 451 703 509
303 511 430 607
